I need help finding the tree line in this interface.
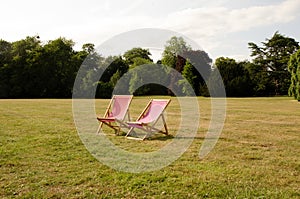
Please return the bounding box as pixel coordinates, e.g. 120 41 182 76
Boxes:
0 32 299 100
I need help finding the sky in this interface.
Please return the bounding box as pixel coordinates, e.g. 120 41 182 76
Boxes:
1 0 300 61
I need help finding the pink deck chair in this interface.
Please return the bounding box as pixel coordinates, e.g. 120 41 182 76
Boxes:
126 99 171 140
97 95 133 135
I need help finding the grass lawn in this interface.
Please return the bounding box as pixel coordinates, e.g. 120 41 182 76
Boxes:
0 97 299 198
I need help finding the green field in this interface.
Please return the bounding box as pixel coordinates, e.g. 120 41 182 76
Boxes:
0 97 299 198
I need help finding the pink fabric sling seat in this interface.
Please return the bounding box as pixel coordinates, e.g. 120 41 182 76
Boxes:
126 99 171 140
97 95 133 135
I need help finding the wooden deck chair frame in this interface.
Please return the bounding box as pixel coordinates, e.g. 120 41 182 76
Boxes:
96 95 133 135
126 99 171 140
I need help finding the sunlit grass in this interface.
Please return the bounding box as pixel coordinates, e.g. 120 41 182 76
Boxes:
0 97 299 198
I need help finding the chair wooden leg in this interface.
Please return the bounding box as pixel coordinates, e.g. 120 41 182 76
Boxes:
162 115 168 135
96 122 104 134
116 126 121 135
126 127 135 137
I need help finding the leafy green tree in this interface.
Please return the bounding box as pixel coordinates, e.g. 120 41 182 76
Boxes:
212 57 252 97
161 37 212 96
76 52 129 98
128 57 155 94
73 49 104 98
288 49 300 101
248 32 299 95
182 50 212 95
99 56 128 82
179 60 196 96
9 36 42 97
94 56 128 98
0 36 93 98
129 57 153 69
123 47 152 65
129 69 146 95
82 43 95 54
181 60 196 87
110 70 121 87
245 62 271 96
0 39 12 65
39 37 79 97
129 64 169 96
96 81 113 99
112 57 158 96
161 36 191 68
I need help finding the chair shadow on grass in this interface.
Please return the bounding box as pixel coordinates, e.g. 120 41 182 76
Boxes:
147 134 174 141
150 133 227 141
146 135 225 141
118 129 225 141
124 129 220 141
146 134 219 141
174 136 227 140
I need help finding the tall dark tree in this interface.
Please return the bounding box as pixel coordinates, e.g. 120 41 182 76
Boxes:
9 36 42 97
182 50 212 95
73 46 103 98
212 57 252 97
0 40 12 65
248 32 299 95
99 56 129 82
0 40 13 97
39 37 79 97
245 62 271 96
95 56 129 98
